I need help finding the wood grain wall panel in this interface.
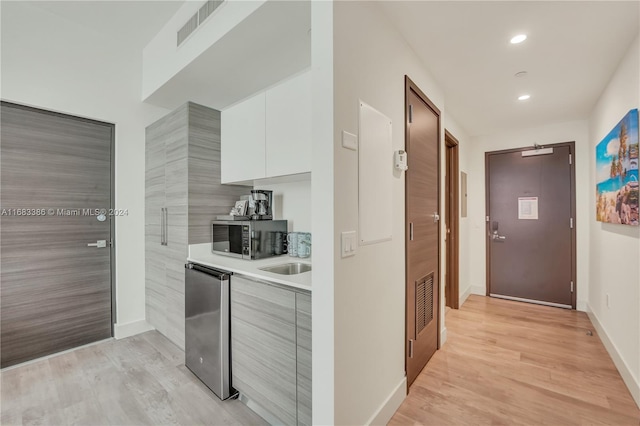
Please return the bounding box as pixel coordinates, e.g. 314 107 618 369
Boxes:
231 276 297 425
187 103 250 244
0 102 113 368
296 292 312 426
145 102 246 350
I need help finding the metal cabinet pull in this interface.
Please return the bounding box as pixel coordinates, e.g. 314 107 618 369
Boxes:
164 207 168 246
161 208 166 246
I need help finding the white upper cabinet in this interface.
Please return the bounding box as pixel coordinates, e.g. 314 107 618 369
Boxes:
266 71 312 177
221 70 312 184
221 93 266 183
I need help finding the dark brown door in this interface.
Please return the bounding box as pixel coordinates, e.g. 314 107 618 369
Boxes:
445 131 459 309
486 143 576 309
405 77 440 387
1 102 114 367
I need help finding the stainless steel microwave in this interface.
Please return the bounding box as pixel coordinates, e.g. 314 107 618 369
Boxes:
211 220 288 260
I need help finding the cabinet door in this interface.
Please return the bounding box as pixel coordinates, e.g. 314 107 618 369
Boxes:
265 71 312 177
231 276 297 425
145 122 167 337
221 93 266 183
296 292 312 426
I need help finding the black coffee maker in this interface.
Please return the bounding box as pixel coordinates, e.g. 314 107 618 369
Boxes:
251 190 273 220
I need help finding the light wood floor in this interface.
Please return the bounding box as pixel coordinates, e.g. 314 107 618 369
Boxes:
390 295 640 425
0 331 267 426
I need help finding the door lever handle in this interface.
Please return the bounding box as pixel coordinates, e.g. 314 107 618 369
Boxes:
88 240 107 248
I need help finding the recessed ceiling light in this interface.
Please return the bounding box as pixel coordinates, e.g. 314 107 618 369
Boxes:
518 94 531 101
510 34 527 44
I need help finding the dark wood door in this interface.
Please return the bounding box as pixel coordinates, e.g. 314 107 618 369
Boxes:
405 77 440 387
486 143 576 308
445 131 459 309
1 102 113 367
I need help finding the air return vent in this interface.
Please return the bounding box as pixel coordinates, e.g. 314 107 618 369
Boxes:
177 0 226 46
415 273 434 336
199 0 224 24
177 13 198 46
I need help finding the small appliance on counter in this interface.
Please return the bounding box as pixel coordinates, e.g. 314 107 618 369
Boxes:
212 220 287 259
250 189 273 220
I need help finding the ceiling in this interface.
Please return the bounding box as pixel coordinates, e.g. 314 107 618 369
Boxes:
379 1 639 136
144 0 311 110
14 1 640 136
27 0 185 50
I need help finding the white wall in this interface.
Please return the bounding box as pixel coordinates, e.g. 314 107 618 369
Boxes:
1 2 170 333
588 34 639 406
142 0 265 100
257 179 311 232
310 1 335 424
332 2 467 424
467 120 591 311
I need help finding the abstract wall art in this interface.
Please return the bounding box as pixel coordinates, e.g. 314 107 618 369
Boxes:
595 108 639 226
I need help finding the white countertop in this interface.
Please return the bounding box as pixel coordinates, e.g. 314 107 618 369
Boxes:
187 243 312 292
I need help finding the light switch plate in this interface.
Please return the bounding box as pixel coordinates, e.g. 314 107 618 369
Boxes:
342 131 357 151
341 231 357 258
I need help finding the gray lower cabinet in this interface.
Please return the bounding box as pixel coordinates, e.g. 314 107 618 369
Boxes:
145 102 249 350
296 293 312 426
231 275 312 425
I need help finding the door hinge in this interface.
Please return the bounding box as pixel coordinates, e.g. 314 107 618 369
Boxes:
409 339 414 358
408 104 413 123
570 281 574 293
570 218 574 228
569 154 572 164
486 216 490 222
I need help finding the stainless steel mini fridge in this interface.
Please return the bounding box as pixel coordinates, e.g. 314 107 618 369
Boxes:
185 263 233 399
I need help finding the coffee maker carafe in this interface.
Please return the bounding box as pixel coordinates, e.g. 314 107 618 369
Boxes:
251 190 273 220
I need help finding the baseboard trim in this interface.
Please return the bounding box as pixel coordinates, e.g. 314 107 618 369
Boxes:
440 327 447 347
114 319 155 339
470 285 485 295
459 285 472 306
576 300 587 312
366 376 407 425
586 304 640 408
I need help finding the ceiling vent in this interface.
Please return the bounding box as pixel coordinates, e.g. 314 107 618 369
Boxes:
177 0 225 46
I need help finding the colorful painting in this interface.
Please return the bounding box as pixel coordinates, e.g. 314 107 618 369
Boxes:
596 108 639 226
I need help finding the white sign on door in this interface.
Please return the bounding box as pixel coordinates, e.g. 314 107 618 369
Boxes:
518 197 539 220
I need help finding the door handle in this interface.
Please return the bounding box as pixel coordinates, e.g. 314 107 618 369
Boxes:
88 240 107 248
432 212 440 223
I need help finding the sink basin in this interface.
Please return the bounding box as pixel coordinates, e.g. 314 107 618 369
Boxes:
259 262 312 275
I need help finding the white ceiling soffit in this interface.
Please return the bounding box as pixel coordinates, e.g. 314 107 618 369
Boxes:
27 1 186 50
144 0 311 111
379 1 640 136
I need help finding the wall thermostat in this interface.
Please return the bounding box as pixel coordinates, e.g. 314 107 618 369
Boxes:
394 150 408 171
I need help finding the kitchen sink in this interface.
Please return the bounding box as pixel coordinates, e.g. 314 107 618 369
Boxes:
259 262 312 275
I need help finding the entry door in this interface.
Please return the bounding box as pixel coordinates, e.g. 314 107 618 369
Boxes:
486 143 576 309
405 77 440 387
1 102 114 368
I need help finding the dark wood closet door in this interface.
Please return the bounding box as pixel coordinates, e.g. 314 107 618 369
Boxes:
1 102 113 367
405 78 440 387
